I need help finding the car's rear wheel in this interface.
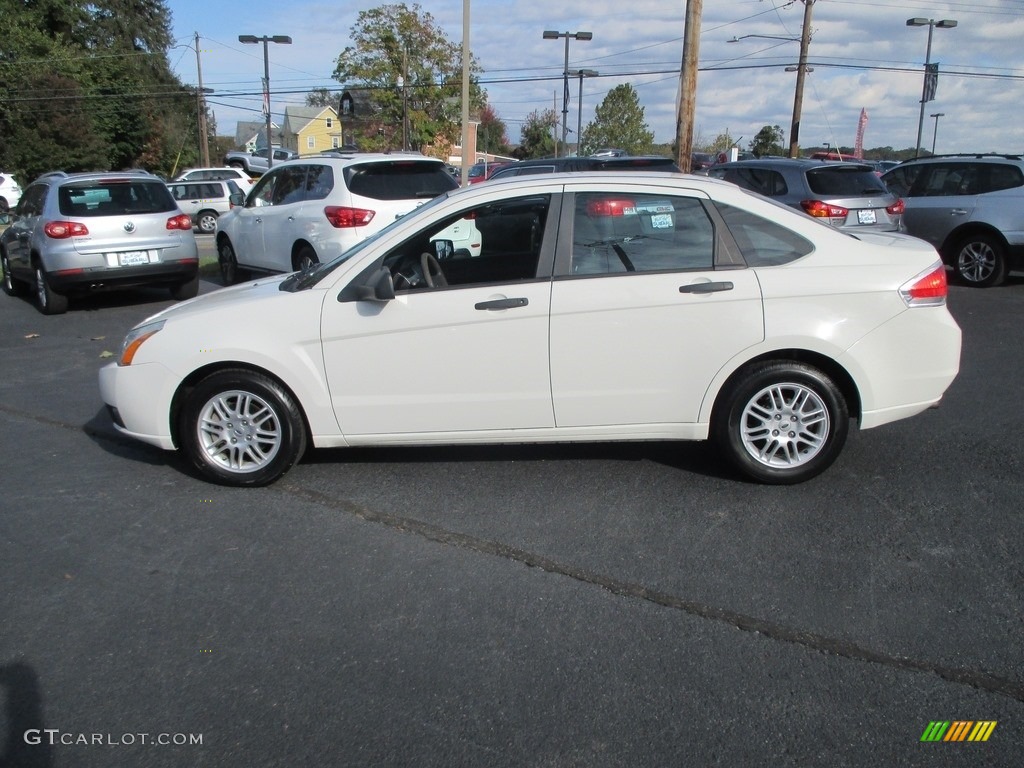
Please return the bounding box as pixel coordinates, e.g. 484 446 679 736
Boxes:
218 239 246 285
952 232 1007 287
2 250 29 297
294 245 318 272
179 369 307 487
197 210 218 234
713 361 848 484
34 263 68 315
170 274 199 301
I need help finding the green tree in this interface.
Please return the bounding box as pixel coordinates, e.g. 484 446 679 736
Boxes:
516 109 557 159
579 84 653 157
749 125 785 157
306 88 335 108
332 2 485 157
477 103 510 157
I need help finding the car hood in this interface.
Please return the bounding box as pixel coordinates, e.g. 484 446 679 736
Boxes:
142 274 294 325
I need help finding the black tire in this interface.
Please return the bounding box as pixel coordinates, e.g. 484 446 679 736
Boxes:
197 210 218 234
218 238 247 285
293 245 318 272
712 361 849 484
179 369 307 487
2 249 29 297
228 161 245 170
34 264 68 315
951 232 1007 287
170 273 199 301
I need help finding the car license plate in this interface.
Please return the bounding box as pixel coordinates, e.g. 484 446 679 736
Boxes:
857 209 877 225
118 251 150 266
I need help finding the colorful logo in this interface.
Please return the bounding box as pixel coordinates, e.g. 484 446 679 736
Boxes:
921 721 997 742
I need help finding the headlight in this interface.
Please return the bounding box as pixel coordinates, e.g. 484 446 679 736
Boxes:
118 320 165 366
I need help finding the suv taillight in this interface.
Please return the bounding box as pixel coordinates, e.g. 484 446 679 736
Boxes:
324 206 375 228
886 198 905 215
166 214 193 230
44 221 89 239
801 200 848 219
899 262 948 307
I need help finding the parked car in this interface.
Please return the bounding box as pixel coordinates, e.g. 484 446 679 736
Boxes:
466 161 514 184
690 152 715 171
166 179 245 234
872 160 900 176
487 155 679 181
882 154 1024 287
707 158 904 233
1 171 198 314
222 147 299 176
99 171 960 488
174 166 256 192
215 153 464 282
0 172 22 213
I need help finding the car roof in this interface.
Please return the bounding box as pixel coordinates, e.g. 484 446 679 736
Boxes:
713 158 874 171
895 153 1024 165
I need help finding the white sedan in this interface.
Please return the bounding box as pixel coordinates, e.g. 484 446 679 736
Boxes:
99 172 961 487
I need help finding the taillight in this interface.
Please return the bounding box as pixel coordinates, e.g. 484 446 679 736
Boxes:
44 221 89 239
886 198 905 215
166 214 193 230
899 262 948 307
586 198 636 217
324 206 375 228
801 200 848 219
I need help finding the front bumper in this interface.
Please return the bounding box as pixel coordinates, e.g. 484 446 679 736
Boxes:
98 361 181 450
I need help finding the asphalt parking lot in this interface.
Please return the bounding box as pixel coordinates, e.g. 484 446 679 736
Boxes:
1 262 1022 767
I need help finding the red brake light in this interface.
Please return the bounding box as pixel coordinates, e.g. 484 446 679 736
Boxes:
886 198 905 215
324 206 375 228
44 221 89 239
801 200 849 219
586 198 636 217
166 214 193 230
900 263 948 306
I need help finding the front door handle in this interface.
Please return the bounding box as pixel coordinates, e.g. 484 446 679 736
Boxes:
950 208 968 216
679 281 734 294
475 297 529 310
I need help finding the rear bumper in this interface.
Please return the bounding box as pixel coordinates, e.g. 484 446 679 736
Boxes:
47 260 198 292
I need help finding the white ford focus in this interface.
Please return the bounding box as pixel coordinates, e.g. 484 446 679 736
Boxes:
98 173 961 487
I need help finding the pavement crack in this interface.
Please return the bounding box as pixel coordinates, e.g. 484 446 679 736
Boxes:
280 481 1024 705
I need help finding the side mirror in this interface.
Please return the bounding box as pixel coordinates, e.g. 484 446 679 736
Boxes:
349 266 395 303
0 212 10 226
431 238 455 260
228 192 245 207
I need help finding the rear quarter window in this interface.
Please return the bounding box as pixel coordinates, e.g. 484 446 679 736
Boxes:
345 162 458 201
714 201 814 267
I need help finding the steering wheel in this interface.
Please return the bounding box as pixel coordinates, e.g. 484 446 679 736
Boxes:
420 252 448 288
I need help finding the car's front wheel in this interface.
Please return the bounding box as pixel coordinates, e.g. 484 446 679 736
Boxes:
1 249 29 297
218 239 246 285
179 369 307 487
951 232 1007 287
34 264 68 315
713 361 849 484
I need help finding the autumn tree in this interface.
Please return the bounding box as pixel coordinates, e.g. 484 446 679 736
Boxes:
579 84 653 156
332 2 485 156
477 103 510 157
750 125 785 157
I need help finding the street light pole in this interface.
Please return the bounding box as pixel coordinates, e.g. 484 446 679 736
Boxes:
238 33 293 169
570 69 598 156
543 30 592 158
930 112 945 155
907 17 957 158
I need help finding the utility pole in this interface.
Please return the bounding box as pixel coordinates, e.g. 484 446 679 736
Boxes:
788 0 815 158
460 0 470 185
194 32 210 166
675 0 702 173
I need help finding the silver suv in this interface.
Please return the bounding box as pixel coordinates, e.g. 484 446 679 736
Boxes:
215 152 459 283
882 154 1024 287
0 171 198 314
707 158 903 233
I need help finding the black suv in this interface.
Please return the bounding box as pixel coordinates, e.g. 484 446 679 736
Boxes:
882 154 1024 287
487 155 679 181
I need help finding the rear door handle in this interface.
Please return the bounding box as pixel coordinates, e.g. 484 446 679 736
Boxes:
679 281 734 294
475 297 528 310
950 208 968 216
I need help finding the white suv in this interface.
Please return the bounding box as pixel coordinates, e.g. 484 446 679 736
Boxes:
0 172 23 213
174 167 255 193
215 153 465 283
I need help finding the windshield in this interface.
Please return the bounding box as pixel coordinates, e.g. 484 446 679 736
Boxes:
280 191 453 291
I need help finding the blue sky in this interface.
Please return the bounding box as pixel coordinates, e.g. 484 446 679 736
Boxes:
167 0 1024 154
